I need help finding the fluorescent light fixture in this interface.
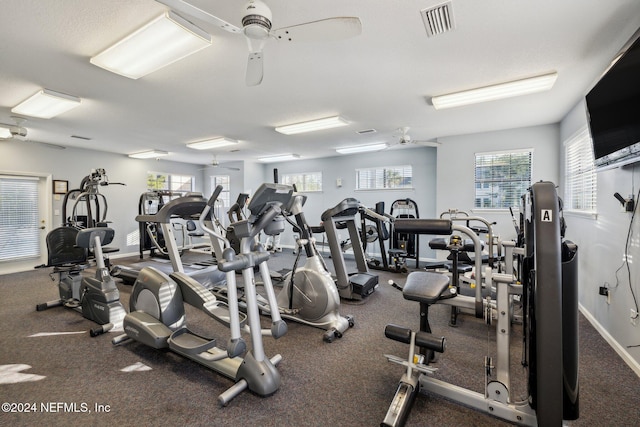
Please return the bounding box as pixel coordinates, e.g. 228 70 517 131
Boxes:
186 137 238 150
431 72 558 110
11 89 81 119
90 11 212 79
0 126 11 139
336 143 387 154
275 116 348 135
128 150 169 159
258 154 301 162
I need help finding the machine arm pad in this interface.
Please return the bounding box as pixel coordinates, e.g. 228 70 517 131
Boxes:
394 219 452 235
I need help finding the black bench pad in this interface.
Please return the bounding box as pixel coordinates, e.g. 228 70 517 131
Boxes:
402 271 451 304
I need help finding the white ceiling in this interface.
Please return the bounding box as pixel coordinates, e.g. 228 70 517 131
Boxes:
1 0 640 166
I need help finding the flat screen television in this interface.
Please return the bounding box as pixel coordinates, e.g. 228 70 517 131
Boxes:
585 30 640 171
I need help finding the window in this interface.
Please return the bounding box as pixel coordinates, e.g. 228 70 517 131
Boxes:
474 149 532 209
281 172 322 192
355 165 412 190
0 176 40 261
147 172 194 193
211 175 231 208
564 127 597 212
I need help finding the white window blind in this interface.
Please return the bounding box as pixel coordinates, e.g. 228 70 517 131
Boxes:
474 149 532 209
0 176 40 261
281 172 322 192
356 165 413 190
564 127 597 212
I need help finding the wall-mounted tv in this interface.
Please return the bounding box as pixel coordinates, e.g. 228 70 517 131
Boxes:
585 30 640 171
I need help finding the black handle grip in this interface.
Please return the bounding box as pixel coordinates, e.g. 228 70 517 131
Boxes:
208 185 224 207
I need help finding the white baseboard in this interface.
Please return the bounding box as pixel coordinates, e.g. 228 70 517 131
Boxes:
579 303 640 378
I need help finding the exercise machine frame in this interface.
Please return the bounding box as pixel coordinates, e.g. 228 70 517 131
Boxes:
381 181 579 426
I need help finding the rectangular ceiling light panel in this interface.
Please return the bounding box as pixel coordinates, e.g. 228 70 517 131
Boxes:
431 72 558 109
186 137 238 150
336 143 387 154
275 116 348 135
90 11 212 79
128 150 169 159
11 89 81 119
258 154 300 162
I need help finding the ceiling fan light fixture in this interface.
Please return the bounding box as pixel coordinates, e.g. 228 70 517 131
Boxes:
90 11 212 79
336 143 387 154
0 127 11 139
187 137 238 150
431 72 558 110
275 116 348 135
128 149 169 159
258 153 300 162
11 89 81 119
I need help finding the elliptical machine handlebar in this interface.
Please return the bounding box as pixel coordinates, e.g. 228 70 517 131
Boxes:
199 185 227 248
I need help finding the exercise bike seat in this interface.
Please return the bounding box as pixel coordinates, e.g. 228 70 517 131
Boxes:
402 272 451 304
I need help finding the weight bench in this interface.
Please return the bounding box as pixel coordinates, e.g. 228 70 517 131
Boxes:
400 271 455 357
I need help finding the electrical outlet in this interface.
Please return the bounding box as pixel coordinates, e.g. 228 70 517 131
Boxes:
631 309 638 326
625 195 635 212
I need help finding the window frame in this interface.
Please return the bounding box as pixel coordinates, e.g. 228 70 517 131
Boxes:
474 149 533 210
210 175 231 209
563 127 597 214
281 171 323 192
147 171 195 194
355 165 413 191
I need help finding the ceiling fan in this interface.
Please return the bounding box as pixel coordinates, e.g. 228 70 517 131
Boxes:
156 0 362 86
389 127 440 148
201 155 240 171
0 117 66 150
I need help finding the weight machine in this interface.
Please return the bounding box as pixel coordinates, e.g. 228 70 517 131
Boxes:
381 181 579 426
62 168 125 228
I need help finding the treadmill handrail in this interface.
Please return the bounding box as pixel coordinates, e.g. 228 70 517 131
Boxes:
135 195 206 223
321 198 361 221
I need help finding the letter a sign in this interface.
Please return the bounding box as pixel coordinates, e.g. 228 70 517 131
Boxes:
541 209 552 222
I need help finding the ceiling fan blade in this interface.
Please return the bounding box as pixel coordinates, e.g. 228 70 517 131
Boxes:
413 140 441 147
246 51 264 86
273 17 362 42
224 166 241 171
155 0 241 33
24 139 67 150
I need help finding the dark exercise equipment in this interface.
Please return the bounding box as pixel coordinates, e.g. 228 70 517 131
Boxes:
381 181 579 427
35 227 126 337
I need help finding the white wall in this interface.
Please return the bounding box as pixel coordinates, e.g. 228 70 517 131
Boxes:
436 124 561 243
560 101 640 373
0 142 206 267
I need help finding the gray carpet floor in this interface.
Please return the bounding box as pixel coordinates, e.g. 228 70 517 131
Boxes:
1 249 639 426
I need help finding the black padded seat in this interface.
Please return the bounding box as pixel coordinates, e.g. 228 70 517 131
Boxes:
402 271 451 304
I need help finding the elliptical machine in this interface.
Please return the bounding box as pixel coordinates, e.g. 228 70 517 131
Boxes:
36 227 126 337
113 184 289 405
205 185 354 342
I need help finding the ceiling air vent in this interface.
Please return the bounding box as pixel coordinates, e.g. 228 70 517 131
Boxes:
356 129 377 135
71 135 91 141
421 1 455 37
